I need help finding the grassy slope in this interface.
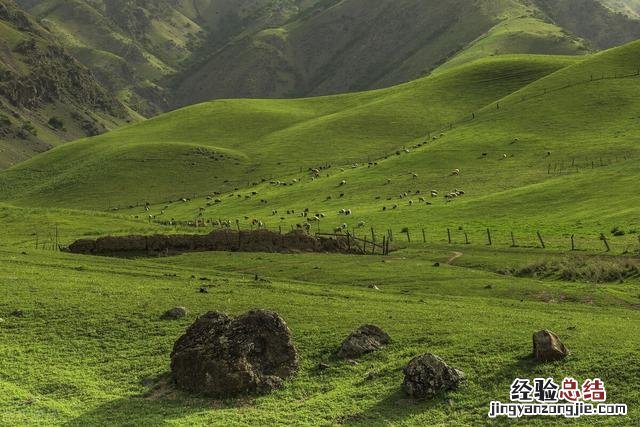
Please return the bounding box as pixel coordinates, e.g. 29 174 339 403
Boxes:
133 41 640 247
0 54 576 209
0 243 639 425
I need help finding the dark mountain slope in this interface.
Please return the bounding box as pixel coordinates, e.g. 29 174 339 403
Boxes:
0 0 132 168
170 0 640 108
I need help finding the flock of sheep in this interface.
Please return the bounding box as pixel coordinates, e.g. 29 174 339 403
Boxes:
135 131 540 232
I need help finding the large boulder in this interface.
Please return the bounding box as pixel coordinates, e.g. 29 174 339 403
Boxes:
533 330 568 362
337 324 391 359
170 309 299 398
402 353 465 399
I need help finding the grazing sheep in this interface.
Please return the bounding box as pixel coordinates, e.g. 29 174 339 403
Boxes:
408 200 414 205
340 180 347 186
385 178 392 185
392 204 399 210
411 172 418 179
418 197 426 202
345 209 352 216
357 221 366 228
431 190 439 197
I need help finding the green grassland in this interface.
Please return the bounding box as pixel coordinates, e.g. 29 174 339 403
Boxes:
1 241 639 425
3 41 638 248
1 34 640 427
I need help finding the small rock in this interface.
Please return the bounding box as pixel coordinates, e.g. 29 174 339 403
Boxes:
484 284 493 289
198 287 208 293
161 307 188 320
402 353 465 399
533 330 568 362
368 284 380 290
337 325 391 359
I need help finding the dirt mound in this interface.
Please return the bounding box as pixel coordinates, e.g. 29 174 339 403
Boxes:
67 230 366 256
170 309 299 398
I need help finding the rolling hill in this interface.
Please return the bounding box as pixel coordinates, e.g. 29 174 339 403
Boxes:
1 39 639 244
0 53 578 209
0 0 134 168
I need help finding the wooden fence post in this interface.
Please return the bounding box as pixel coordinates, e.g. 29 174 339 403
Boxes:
600 233 610 252
422 228 426 243
571 234 576 251
537 231 546 249
511 231 516 247
447 228 452 244
486 228 492 246
406 229 411 243
464 232 470 245
371 227 376 244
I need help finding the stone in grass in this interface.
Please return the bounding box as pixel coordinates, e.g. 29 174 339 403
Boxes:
160 307 188 320
337 324 391 359
402 353 465 399
171 309 298 398
533 330 569 362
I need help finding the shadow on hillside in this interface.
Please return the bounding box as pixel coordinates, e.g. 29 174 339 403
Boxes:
338 389 456 425
63 374 254 426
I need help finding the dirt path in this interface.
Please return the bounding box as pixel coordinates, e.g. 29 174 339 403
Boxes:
446 251 464 265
